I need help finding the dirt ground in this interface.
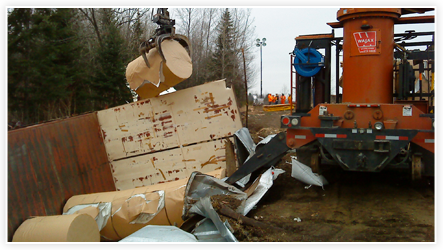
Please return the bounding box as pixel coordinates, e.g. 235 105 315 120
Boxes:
229 105 435 242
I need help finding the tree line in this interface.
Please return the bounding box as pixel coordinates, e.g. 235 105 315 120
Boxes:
8 8 257 128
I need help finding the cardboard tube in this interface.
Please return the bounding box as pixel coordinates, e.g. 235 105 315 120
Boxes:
63 169 224 241
126 39 192 100
12 214 100 242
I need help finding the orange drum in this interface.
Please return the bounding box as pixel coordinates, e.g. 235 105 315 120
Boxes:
337 8 401 103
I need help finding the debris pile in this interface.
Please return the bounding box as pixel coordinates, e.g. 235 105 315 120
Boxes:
10 78 325 242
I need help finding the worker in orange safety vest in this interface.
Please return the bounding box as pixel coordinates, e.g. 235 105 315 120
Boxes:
288 95 292 104
281 94 286 104
268 93 273 104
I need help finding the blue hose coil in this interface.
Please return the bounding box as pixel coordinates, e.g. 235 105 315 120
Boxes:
293 47 324 77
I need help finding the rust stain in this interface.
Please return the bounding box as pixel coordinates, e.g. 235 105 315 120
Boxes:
230 110 237 121
150 158 157 169
158 169 166 180
164 131 173 138
210 134 216 139
138 112 145 117
119 125 128 132
163 125 174 130
201 156 226 166
161 120 172 126
159 114 172 121
227 97 233 106
114 108 121 112
163 169 181 175
205 114 223 120
182 159 196 162
137 131 151 139
102 129 107 140
121 137 127 152
192 93 237 127
201 155 218 168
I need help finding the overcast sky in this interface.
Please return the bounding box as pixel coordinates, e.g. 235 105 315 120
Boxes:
248 7 435 97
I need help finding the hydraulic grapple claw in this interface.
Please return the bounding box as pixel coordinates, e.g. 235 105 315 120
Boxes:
138 8 192 68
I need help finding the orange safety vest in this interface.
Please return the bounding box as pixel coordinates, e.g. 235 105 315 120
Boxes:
268 94 272 103
281 96 286 104
288 95 292 103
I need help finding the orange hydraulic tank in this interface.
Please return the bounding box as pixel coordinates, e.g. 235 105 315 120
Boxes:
338 8 401 103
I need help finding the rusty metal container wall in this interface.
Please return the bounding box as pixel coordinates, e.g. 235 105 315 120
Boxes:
338 8 401 103
7 113 115 242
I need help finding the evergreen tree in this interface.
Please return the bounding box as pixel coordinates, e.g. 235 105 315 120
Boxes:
8 8 34 125
91 9 132 109
8 8 88 125
209 9 236 81
207 8 245 103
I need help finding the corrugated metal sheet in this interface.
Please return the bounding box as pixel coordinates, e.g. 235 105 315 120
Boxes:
7 113 115 242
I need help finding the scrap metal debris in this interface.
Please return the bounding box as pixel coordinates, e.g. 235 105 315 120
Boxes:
181 132 287 242
11 80 286 242
119 225 198 242
182 171 247 219
291 156 328 188
227 131 290 185
63 169 224 241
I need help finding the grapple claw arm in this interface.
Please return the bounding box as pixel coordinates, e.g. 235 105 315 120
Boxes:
138 8 192 68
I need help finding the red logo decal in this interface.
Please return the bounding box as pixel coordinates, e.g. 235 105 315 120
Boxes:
353 31 377 53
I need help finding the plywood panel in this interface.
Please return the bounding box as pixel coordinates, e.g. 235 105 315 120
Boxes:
97 80 242 161
97 98 180 161
111 138 231 191
169 80 242 145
